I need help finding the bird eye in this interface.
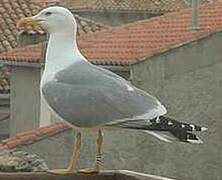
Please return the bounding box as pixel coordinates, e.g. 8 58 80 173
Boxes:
44 12 52 16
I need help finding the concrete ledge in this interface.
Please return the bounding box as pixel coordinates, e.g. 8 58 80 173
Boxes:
0 170 175 180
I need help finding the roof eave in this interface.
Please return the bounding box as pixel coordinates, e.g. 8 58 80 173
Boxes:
133 29 222 65
0 59 130 71
0 60 44 68
72 8 170 14
100 65 130 71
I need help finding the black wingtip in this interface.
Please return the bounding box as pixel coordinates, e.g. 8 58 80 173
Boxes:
159 116 208 133
186 132 204 144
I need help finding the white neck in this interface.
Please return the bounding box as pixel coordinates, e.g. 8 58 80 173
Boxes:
45 29 80 71
41 22 85 84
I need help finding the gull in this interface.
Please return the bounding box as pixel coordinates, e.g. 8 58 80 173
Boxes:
17 6 207 175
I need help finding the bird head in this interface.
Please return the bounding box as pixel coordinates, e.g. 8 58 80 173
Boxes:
17 6 76 34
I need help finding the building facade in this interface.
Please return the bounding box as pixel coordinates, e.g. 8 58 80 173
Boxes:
130 32 222 180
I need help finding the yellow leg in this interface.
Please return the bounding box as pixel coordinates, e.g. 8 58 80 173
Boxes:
48 132 81 175
78 129 103 174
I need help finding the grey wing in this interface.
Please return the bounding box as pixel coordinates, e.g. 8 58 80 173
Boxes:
92 63 134 88
42 62 166 128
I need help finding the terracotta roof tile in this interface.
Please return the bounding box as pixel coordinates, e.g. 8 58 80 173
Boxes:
60 0 213 13
0 0 109 54
0 122 70 149
74 15 110 36
1 1 222 66
5 139 22 149
0 0 43 53
0 44 42 63
18 134 38 145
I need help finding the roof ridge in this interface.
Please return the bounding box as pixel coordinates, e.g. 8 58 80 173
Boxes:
0 122 71 149
74 14 110 29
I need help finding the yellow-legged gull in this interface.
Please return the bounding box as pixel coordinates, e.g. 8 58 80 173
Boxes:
17 6 207 175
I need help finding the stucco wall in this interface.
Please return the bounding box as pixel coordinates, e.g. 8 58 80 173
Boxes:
130 32 222 180
10 67 41 136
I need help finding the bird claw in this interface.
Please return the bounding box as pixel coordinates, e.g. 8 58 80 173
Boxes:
78 165 100 174
47 168 77 175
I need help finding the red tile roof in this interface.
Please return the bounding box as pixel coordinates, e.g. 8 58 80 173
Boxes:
0 122 70 149
0 0 43 53
0 44 43 63
0 0 109 54
74 14 109 36
1 1 222 66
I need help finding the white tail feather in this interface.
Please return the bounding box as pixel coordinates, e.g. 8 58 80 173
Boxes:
145 131 173 143
145 130 204 144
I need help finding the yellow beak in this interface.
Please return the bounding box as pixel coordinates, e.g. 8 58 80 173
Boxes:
17 16 39 29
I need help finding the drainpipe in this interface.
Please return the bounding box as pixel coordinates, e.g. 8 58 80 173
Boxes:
191 0 200 30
